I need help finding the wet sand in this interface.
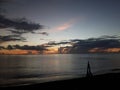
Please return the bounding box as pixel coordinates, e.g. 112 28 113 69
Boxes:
0 72 120 89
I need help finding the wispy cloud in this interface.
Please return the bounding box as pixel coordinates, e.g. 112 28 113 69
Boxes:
50 19 77 32
55 22 72 31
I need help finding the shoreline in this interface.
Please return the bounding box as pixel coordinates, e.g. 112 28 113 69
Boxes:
0 72 120 89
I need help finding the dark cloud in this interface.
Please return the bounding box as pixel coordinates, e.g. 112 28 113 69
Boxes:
37 32 49 36
0 1 44 35
0 35 26 43
1 35 120 54
7 45 13 50
58 35 120 53
70 39 83 43
0 44 48 54
58 46 72 54
31 31 49 36
57 41 70 45
0 1 47 44
39 41 70 49
0 15 43 32
47 41 58 45
0 46 5 49
12 44 48 51
8 29 27 35
86 35 120 41
0 44 48 51
47 41 70 46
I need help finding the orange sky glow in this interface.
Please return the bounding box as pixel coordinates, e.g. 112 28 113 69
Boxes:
0 50 39 55
0 47 120 55
89 48 120 53
0 47 58 55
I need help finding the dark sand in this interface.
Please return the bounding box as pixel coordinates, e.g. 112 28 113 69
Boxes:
0 72 120 89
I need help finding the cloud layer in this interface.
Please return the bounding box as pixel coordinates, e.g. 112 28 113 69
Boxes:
0 44 48 54
0 35 120 54
0 35 26 43
49 35 120 53
0 15 43 33
0 1 47 43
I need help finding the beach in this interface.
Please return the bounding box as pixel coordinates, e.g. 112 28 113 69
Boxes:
0 72 120 89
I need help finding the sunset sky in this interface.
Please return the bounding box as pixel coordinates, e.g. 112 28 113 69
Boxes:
0 0 120 54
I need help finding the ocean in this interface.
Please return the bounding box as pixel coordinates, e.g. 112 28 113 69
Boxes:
0 54 120 87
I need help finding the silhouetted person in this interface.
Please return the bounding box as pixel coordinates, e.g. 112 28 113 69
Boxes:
86 61 93 78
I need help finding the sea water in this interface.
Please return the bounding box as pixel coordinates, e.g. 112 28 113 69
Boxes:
0 54 120 86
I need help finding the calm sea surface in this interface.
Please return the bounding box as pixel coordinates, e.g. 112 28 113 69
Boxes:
0 54 120 86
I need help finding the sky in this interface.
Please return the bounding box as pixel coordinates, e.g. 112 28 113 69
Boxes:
0 0 120 54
